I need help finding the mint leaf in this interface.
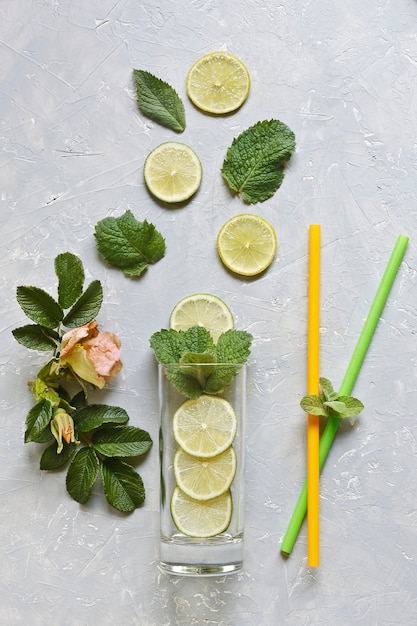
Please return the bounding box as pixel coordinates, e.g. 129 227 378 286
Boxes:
334 396 364 418
40 441 77 470
133 69 186 132
216 329 253 363
150 327 252 398
101 457 145 512
74 404 129 432
204 330 253 394
66 447 100 504
149 328 186 363
300 394 328 417
95 210 166 277
91 425 153 458
24 399 53 443
12 324 59 351
319 377 335 401
16 286 63 327
63 280 103 327
183 326 216 354
221 119 296 203
55 252 85 309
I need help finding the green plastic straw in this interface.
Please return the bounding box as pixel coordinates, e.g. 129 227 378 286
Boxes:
281 234 409 556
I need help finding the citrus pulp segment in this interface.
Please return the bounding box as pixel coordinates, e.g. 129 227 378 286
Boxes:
170 487 233 537
169 293 234 342
186 52 250 115
173 396 237 458
143 142 202 203
216 213 277 276
174 446 236 501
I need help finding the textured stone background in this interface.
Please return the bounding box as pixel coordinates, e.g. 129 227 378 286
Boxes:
1 1 416 624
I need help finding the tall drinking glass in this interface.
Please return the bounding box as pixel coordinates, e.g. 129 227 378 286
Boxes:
158 362 247 576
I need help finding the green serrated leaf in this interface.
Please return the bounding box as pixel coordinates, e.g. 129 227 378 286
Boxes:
300 395 328 417
55 252 85 309
63 280 103 327
92 425 152 458
16 286 63 327
133 69 186 132
24 399 53 443
12 324 59 351
101 457 146 512
70 390 87 411
221 119 296 203
164 364 205 399
324 400 348 414
40 441 77 470
215 329 253 364
149 328 186 364
183 326 216 354
66 447 100 504
74 404 129 432
95 210 166 277
335 396 365 418
319 377 335 401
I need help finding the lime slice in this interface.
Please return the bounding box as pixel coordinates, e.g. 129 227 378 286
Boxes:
216 213 277 276
186 52 250 115
169 293 234 342
171 487 232 537
174 446 236 501
143 142 202 203
173 396 237 458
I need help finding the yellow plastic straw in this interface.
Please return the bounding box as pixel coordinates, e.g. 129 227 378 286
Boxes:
281 234 409 557
307 225 320 567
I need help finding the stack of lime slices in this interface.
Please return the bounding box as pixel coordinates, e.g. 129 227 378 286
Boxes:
170 395 237 538
168 293 238 538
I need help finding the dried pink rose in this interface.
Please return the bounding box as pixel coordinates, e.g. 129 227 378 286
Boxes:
59 320 122 389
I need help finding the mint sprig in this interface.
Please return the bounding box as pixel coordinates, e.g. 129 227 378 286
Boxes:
133 69 186 132
300 377 364 420
221 119 296 204
150 326 252 398
94 210 166 277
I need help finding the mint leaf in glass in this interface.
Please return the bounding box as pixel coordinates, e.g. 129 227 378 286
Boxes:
95 210 166 277
221 119 296 203
133 69 186 132
150 327 252 398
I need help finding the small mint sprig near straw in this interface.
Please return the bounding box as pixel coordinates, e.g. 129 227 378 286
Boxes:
281 234 409 557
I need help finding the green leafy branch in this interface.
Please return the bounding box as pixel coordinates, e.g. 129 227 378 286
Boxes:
12 252 152 513
149 325 253 398
300 377 364 420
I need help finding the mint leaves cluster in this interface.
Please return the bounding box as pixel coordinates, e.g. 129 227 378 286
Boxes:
150 326 253 398
94 209 166 277
12 252 152 513
300 377 364 420
133 67 296 204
